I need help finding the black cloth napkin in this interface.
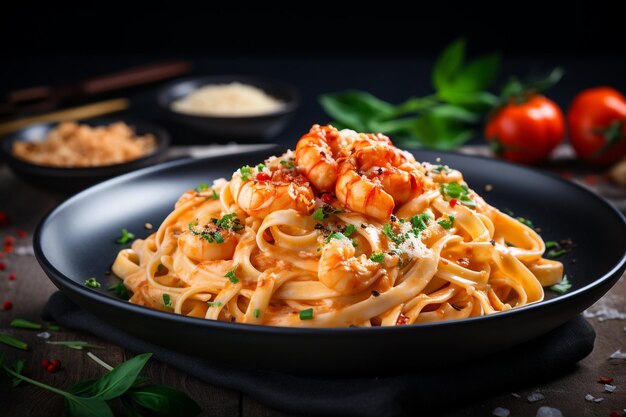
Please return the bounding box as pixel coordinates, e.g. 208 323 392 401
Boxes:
43 292 595 417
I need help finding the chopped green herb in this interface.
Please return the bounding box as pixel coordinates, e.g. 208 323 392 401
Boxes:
84 277 101 288
0 333 28 350
225 266 239 284
432 165 448 173
47 323 61 332
547 248 568 258
410 213 430 234
383 223 405 245
438 215 455 230
280 160 296 169
213 231 224 244
46 340 104 350
194 183 209 193
10 319 42 330
253 308 260 319
108 282 131 300
207 301 222 307
503 208 515 217
545 241 558 250
343 224 356 237
325 232 346 243
12 359 25 387
162 294 173 309
116 228 135 244
440 182 475 209
256 163 266 171
370 252 385 263
312 208 327 221
240 165 253 181
157 263 165 274
211 189 219 200
549 276 572 294
215 213 244 231
516 216 534 228
299 308 314 320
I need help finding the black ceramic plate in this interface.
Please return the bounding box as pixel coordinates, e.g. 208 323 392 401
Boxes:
35 149 626 375
1 117 170 192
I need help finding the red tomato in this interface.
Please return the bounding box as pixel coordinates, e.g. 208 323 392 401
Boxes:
568 87 626 165
485 95 565 164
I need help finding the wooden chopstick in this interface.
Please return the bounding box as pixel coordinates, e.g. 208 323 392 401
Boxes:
0 98 129 136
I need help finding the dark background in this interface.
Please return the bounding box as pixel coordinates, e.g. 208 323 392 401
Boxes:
2 5 625 146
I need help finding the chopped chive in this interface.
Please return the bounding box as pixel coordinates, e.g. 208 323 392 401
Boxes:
253 308 260 318
299 308 314 320
207 301 222 307
84 277 101 288
324 232 346 244
545 241 558 249
108 282 131 300
194 183 209 193
343 224 356 237
162 294 173 309
432 165 448 173
383 223 404 245
549 275 572 294
312 208 327 221
370 252 385 263
116 228 135 244
10 319 42 330
0 333 28 350
211 189 219 200
437 215 455 230
516 216 534 228
46 340 104 350
547 248 568 258
240 166 253 181
256 163 266 171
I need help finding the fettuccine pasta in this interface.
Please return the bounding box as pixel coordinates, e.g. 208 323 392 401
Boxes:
112 124 564 327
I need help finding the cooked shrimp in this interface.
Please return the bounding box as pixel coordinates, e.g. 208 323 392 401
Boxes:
230 165 315 219
295 124 349 192
335 160 395 220
179 225 238 262
319 234 381 294
353 138 422 205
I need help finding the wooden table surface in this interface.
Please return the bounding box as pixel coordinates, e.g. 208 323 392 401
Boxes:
1 157 625 417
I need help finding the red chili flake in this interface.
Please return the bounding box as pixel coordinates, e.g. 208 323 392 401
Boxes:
8 273 16 281
610 411 621 417
2 300 13 310
0 261 5 270
321 193 333 204
396 313 410 325
41 358 51 369
599 376 614 384
560 171 574 180
4 236 15 245
16 230 27 238
449 198 458 208
256 172 270 181
584 175 599 186
0 212 9 227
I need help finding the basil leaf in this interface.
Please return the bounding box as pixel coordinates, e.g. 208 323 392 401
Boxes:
64 396 114 417
429 105 480 123
319 91 395 131
410 114 474 150
450 54 501 94
128 384 201 417
433 38 466 94
90 353 151 400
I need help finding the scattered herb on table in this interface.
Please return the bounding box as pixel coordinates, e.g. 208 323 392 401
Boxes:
0 332 28 350
10 318 42 330
0 352 201 417
549 275 572 294
46 340 104 350
108 281 131 300
116 228 135 244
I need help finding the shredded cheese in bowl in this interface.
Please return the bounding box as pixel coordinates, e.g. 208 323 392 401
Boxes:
12 122 156 168
171 82 284 117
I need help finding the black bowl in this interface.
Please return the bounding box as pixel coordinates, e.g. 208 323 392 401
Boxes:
34 149 626 375
1 117 170 192
157 75 299 141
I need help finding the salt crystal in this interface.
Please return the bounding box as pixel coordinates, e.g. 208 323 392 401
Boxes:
527 391 545 403
605 384 616 393
14 245 34 256
492 407 510 417
536 406 563 417
610 350 626 360
593 397 604 403
585 394 595 402
37 331 51 339
511 392 522 398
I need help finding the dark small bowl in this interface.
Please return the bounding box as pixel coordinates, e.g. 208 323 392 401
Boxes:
1 117 170 193
157 75 299 141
